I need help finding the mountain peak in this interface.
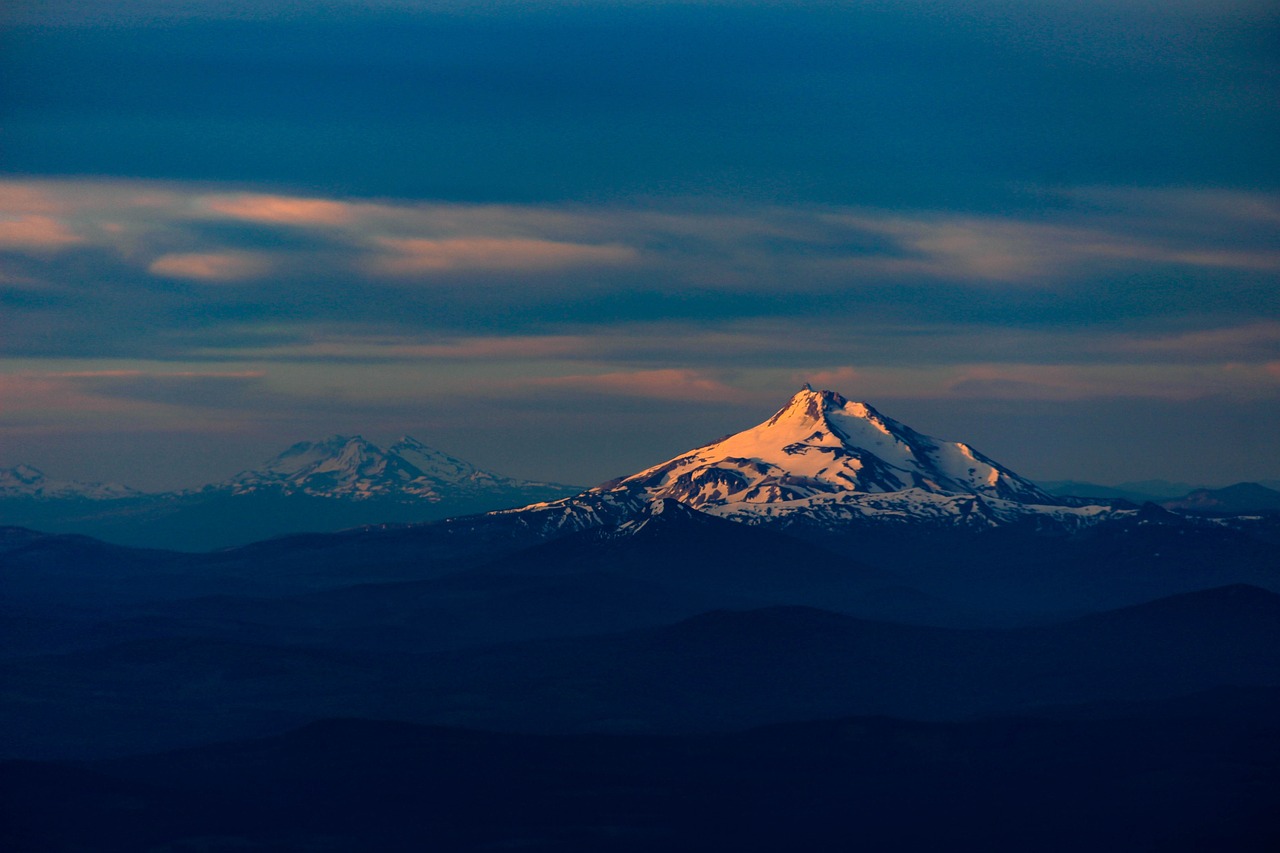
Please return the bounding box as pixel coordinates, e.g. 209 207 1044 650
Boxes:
769 385 847 425
767 386 896 436
522 387 1069 529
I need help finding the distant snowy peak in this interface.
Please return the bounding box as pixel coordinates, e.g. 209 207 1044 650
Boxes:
615 386 1057 509
0 464 141 500
218 435 570 501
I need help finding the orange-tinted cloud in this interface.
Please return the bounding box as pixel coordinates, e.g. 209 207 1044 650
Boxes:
0 373 144 418
0 215 83 250
536 369 742 402
149 252 271 281
370 236 637 275
944 364 1100 399
202 194 357 226
800 366 864 390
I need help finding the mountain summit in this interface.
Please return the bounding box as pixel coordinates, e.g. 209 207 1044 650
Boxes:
509 387 1108 533
616 386 1057 507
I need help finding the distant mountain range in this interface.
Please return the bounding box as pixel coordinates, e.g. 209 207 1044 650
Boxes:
3 387 1278 551
1039 477 1280 504
0 436 579 550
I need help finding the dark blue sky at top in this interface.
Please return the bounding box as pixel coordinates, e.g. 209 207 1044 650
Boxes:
6 3 1276 204
1 1 1278 489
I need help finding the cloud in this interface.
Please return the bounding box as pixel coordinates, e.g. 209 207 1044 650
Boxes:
0 373 125 419
535 369 744 402
800 366 864 390
368 236 638 276
938 361 1280 401
50 369 265 380
818 211 1280 285
1 177 1277 390
1116 322 1280 359
3 178 1276 299
0 368 270 428
194 333 596 362
148 252 272 281
775 356 1280 403
0 215 83 250
201 194 358 227
942 364 1103 400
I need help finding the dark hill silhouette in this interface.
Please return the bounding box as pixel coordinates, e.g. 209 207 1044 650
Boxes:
5 585 1279 759
1163 481 1280 515
4 688 1278 852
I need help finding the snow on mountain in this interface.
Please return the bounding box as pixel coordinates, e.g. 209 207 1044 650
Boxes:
0 464 142 500
504 386 1117 533
214 434 571 502
618 385 1058 506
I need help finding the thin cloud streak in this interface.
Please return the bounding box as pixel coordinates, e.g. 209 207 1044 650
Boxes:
368 237 637 276
3 179 1277 293
820 212 1280 284
148 252 273 282
200 194 358 227
533 369 746 402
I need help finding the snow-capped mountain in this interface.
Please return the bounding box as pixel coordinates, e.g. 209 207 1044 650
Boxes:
214 434 573 502
618 385 1058 505
0 464 141 501
505 386 1117 533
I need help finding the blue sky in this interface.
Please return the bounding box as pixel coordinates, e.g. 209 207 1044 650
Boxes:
2 1 1278 489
